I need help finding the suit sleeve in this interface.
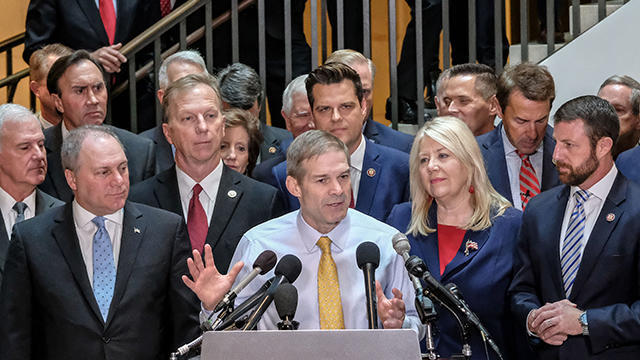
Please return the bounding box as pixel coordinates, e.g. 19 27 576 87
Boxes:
142 140 156 180
0 228 33 359
23 0 58 62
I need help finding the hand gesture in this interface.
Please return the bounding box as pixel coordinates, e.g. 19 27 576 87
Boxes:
375 280 406 329
91 43 127 73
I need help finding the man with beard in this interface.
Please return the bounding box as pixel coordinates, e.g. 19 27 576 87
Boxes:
509 95 640 359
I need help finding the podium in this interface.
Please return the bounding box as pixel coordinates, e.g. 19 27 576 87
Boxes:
201 329 421 359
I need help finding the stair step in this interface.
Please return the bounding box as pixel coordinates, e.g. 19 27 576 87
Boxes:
569 3 622 35
508 43 565 65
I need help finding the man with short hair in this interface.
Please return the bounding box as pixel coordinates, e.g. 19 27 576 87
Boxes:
129 73 283 273
326 49 414 154
140 50 208 174
509 95 640 359
597 75 640 159
272 63 410 222
477 63 561 210
186 129 424 335
0 125 199 359
40 50 155 203
435 63 500 136
28 44 73 129
217 63 292 163
0 104 63 283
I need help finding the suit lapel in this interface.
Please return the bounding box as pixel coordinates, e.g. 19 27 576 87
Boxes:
35 189 60 214
482 124 512 203
546 187 572 295
441 228 491 282
421 207 442 282
541 127 560 191
106 202 145 326
44 125 73 201
206 166 242 249
355 143 381 214
570 175 626 300
154 167 183 216
363 118 380 143
0 215 9 270
75 0 111 45
52 204 103 323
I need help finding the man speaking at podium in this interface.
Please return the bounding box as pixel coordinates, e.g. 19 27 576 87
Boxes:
184 130 424 336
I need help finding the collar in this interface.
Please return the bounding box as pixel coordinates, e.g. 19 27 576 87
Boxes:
0 187 36 215
61 121 72 140
572 164 618 201
350 134 367 173
176 159 223 199
72 199 124 229
297 209 351 254
501 125 543 156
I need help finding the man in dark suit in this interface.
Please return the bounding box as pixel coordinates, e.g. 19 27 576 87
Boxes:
477 63 560 210
0 125 199 359
271 63 410 222
509 95 640 358
326 49 415 154
39 51 155 203
129 73 283 273
0 104 63 284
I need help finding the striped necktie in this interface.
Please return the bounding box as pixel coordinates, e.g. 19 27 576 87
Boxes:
316 236 345 329
561 189 590 297
517 151 541 210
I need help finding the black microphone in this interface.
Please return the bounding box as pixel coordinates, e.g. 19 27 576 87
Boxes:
356 241 380 329
275 283 299 330
213 276 275 331
405 255 465 311
392 233 430 304
241 254 302 330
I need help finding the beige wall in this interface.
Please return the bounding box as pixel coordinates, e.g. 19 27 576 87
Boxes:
0 1 29 106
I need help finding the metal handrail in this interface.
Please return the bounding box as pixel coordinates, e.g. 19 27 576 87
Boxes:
0 33 25 53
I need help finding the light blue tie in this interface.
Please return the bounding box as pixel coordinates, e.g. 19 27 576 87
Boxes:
92 216 116 321
561 189 590 297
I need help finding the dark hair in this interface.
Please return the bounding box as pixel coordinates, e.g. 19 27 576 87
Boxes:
497 63 555 111
217 63 263 110
554 95 619 150
599 75 640 116
436 63 497 100
222 108 263 175
305 63 363 108
47 50 107 95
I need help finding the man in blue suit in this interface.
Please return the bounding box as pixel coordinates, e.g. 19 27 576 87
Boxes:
476 63 560 210
271 63 410 222
509 95 640 359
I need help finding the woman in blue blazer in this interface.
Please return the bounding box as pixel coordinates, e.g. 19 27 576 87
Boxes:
387 116 524 360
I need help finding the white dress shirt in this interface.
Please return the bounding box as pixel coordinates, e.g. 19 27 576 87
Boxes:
210 209 424 338
350 135 366 204
501 126 544 210
72 200 123 287
176 160 223 226
0 187 36 237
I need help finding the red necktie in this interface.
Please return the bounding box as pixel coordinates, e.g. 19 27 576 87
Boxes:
517 151 541 210
187 184 208 252
349 188 355 208
99 0 116 44
160 0 172 17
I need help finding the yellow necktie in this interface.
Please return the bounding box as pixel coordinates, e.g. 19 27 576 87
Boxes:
317 236 345 329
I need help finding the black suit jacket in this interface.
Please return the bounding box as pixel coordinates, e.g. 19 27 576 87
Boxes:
23 0 160 61
140 125 174 174
40 123 156 202
129 165 284 273
0 189 63 284
509 173 640 359
0 201 199 359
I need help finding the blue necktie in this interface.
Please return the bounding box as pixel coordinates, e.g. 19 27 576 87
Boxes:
561 189 590 296
92 216 116 321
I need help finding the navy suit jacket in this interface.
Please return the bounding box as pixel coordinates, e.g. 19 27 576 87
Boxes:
251 138 292 186
476 123 560 204
271 141 410 222
40 123 156 203
364 117 414 154
0 201 199 360
615 146 640 184
139 125 174 175
260 125 292 163
128 165 284 273
509 173 640 359
387 202 524 360
0 189 63 284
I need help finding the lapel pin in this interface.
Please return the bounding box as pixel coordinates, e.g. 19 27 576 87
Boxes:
464 240 478 256
606 213 615 222
228 190 237 198
366 168 376 177
268 146 277 154
134 227 141 234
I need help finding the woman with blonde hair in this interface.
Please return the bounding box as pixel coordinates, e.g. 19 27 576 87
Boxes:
220 108 263 175
387 116 524 359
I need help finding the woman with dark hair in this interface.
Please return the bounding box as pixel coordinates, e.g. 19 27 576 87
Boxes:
221 108 263 175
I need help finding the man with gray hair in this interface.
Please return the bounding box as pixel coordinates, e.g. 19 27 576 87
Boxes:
0 125 199 359
140 50 208 174
0 104 63 284
217 63 292 163
597 75 640 158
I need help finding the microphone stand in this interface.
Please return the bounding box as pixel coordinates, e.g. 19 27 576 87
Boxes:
414 290 438 360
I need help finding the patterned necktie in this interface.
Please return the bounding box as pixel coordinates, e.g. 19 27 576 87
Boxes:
12 202 27 224
187 184 207 252
561 189 590 297
349 188 355 209
92 216 116 321
99 0 116 44
316 236 345 329
517 151 541 210
159 0 172 17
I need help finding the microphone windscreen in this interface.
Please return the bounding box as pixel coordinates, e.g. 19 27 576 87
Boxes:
356 241 380 269
391 233 411 255
274 283 298 320
253 250 277 275
274 254 302 283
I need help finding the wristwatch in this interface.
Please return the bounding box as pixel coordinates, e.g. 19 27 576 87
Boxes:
579 311 589 336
